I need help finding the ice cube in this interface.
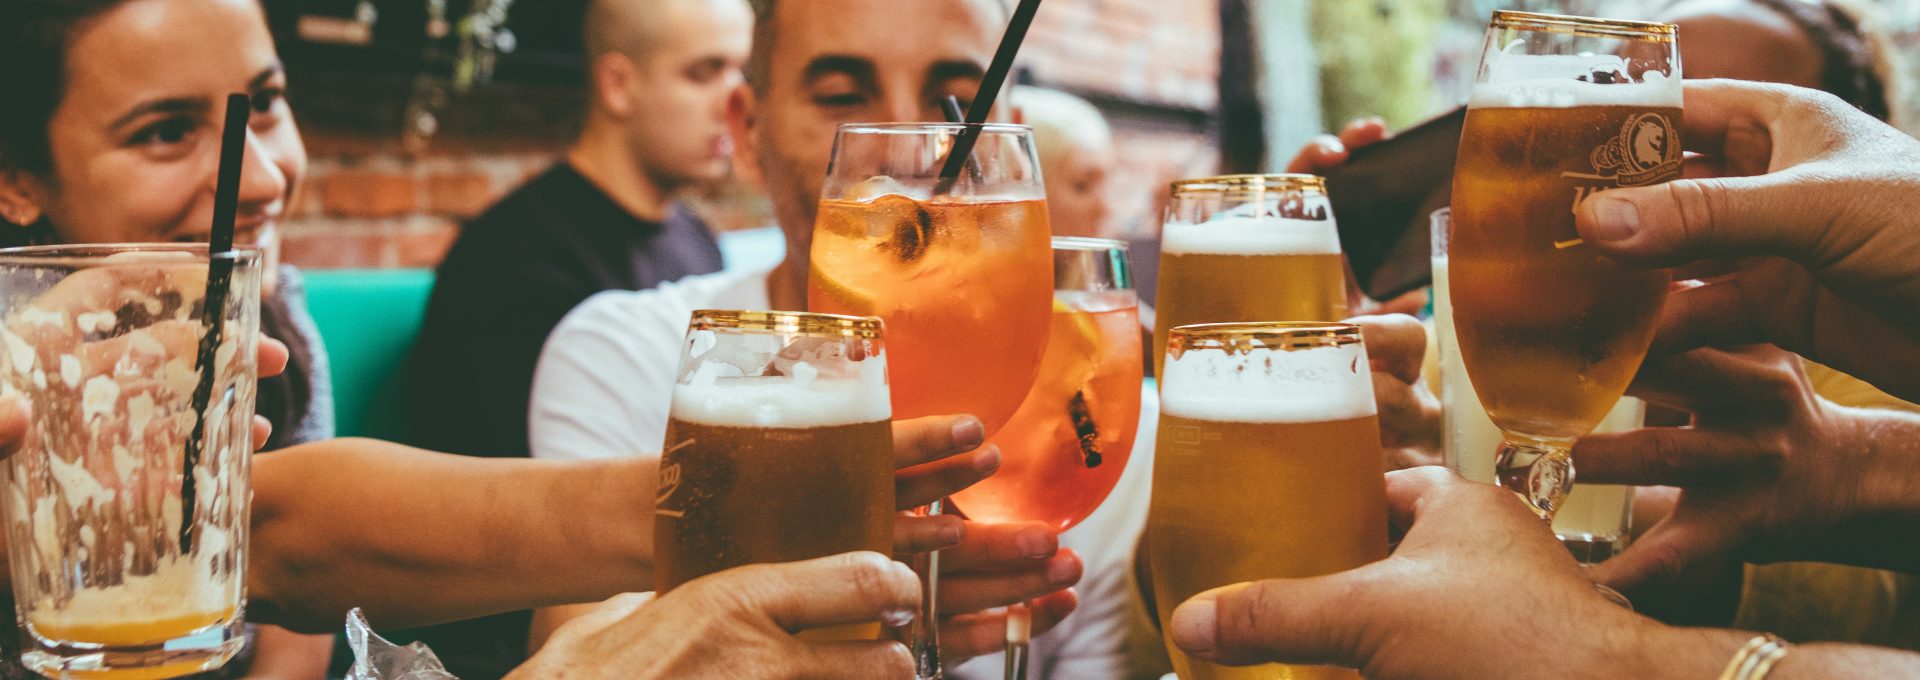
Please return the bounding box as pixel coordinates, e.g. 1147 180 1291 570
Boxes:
845 175 913 202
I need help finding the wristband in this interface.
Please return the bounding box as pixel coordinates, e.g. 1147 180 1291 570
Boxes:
1718 633 1793 680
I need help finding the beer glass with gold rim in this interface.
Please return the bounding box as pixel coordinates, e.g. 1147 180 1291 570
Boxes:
653 310 896 641
1153 174 1348 377
1450 11 1680 517
1149 323 1389 680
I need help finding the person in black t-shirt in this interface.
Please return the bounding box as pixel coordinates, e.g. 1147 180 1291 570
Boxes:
404 0 753 676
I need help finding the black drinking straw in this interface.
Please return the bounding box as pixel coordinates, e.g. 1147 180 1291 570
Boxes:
180 93 249 552
935 0 1045 187
941 95 966 124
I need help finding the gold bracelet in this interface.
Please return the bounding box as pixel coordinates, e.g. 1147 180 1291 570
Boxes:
1717 633 1793 680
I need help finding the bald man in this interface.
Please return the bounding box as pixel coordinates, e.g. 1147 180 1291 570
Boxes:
405 0 752 676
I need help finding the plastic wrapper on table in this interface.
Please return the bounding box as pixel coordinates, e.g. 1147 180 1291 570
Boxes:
345 608 460 680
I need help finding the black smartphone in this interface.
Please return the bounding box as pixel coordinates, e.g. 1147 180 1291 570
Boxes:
1324 106 1464 301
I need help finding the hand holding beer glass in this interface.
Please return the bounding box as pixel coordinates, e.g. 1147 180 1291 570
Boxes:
0 245 261 677
1149 323 1390 680
652 310 898 641
1449 11 1681 517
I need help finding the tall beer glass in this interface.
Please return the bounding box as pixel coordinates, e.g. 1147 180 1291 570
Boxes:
1450 11 1681 516
1150 323 1388 680
653 310 896 640
1433 208 1637 559
0 245 261 677
809 123 1053 436
1153 175 1347 377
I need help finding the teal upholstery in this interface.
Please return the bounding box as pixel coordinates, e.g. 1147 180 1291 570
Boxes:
302 269 435 441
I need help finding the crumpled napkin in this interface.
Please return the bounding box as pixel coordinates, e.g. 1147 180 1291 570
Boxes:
344 608 460 680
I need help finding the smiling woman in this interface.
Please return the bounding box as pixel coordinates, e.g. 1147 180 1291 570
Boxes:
0 0 335 678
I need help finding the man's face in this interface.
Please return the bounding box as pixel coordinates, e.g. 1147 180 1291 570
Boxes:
737 0 1005 258
626 0 753 185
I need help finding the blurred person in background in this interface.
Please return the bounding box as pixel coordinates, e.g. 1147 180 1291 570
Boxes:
409 0 749 459
0 0 340 676
405 1 751 674
1014 85 1116 239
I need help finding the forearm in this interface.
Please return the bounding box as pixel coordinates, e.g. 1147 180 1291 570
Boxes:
1818 407 1920 572
248 438 657 632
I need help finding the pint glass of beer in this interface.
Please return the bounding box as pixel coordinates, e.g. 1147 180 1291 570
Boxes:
1149 323 1389 680
653 310 896 639
1450 11 1681 516
1153 174 1347 376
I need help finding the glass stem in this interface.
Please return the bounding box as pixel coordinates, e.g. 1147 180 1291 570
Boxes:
1495 439 1573 519
1003 602 1031 680
914 499 944 680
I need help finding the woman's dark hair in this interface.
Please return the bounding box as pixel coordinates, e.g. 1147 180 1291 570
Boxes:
1751 0 1894 121
0 0 314 453
0 0 132 174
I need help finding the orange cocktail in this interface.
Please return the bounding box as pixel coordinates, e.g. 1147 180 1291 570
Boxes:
808 124 1054 435
949 285 1141 530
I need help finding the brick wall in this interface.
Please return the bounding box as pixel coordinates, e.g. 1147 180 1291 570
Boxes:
281 0 1224 268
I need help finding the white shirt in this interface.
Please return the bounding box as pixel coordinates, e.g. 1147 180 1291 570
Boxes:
528 267 1157 679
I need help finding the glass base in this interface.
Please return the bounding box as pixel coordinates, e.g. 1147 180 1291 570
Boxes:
1559 532 1628 565
1495 440 1574 519
22 617 244 679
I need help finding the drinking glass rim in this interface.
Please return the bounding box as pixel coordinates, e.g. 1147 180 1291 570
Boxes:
0 243 261 268
1051 236 1129 253
1169 322 1362 351
691 309 886 339
1170 173 1326 196
1490 10 1677 42
835 122 1032 136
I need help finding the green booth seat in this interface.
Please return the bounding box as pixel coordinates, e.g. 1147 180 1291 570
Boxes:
301 268 435 442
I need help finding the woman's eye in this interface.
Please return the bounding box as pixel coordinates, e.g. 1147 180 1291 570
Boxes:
251 88 286 115
131 118 196 147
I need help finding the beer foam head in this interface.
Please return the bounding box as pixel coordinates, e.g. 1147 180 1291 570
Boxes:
1161 216 1341 256
672 353 892 428
1473 53 1680 108
1161 339 1377 423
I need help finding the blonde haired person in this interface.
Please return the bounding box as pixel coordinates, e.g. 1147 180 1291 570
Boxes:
1013 86 1116 238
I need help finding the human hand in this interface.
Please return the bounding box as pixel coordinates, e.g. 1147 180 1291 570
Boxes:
1284 117 1390 174
1165 467 1702 680
1351 314 1441 470
508 552 920 680
1575 345 1920 594
884 414 1082 660
1573 79 1920 401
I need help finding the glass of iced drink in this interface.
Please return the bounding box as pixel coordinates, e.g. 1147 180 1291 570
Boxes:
808 123 1054 438
0 244 261 678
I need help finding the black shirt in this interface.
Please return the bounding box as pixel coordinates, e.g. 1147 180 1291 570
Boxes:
402 162 723 679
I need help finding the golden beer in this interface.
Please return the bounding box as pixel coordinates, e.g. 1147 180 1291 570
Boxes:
1449 11 1682 514
653 310 895 640
1153 175 1348 377
1149 323 1388 680
1451 104 1677 441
